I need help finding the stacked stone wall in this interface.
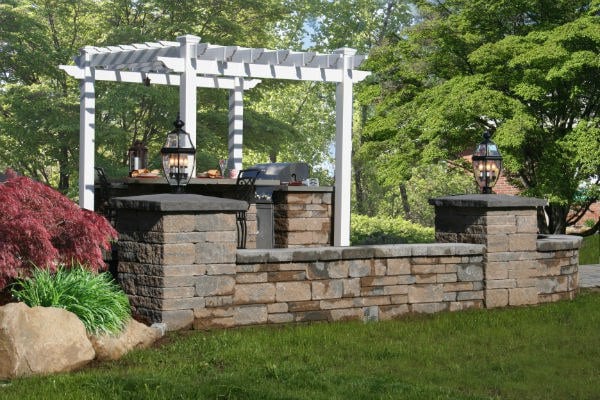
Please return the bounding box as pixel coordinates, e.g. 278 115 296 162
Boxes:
272 190 333 248
113 194 582 331
194 244 484 329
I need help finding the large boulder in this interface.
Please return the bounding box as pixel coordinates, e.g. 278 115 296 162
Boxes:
89 319 162 361
0 302 95 379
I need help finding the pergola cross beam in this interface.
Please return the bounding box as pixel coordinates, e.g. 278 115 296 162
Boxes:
61 34 370 246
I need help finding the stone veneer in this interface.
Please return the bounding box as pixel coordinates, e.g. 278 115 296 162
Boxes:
272 187 333 248
430 195 581 307
113 193 581 330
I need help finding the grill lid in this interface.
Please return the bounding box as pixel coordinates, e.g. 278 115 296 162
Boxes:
249 162 309 183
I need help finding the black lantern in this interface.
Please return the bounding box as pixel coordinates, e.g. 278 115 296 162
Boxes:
128 140 148 176
472 130 502 194
160 114 196 193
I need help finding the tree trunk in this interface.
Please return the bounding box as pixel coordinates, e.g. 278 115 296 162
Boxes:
539 203 570 234
58 146 70 194
399 183 411 220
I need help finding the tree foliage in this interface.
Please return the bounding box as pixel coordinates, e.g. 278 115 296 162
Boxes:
358 0 600 233
0 170 117 289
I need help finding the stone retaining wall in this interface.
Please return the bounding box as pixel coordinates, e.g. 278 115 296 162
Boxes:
113 194 582 331
195 244 484 329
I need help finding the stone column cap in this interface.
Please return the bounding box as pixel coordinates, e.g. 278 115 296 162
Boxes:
428 194 547 208
111 193 248 212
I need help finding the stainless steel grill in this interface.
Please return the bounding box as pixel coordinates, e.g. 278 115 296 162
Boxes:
249 162 309 183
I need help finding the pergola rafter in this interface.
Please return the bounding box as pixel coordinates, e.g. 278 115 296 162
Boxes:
61 34 370 246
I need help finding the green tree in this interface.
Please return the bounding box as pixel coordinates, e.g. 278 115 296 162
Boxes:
359 0 600 233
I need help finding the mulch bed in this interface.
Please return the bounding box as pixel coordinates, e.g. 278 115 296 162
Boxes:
0 287 16 306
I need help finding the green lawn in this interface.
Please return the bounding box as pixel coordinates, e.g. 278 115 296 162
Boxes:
580 234 600 265
2 291 600 400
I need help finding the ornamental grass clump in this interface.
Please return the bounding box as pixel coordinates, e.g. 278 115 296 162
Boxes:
11 265 131 335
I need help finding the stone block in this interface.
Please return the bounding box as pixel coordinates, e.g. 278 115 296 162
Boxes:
342 278 361 297
159 214 198 233
408 284 444 303
442 282 475 292
508 234 537 252
363 306 379 322
312 280 344 300
287 300 320 312
161 297 206 311
268 313 294 324
411 264 444 274
387 258 411 275
319 299 356 310
204 296 233 307
194 317 235 330
234 305 268 325
411 302 447 314
486 234 510 252
379 304 410 320
457 291 484 301
196 213 236 232
236 273 268 283
457 264 484 282
330 308 363 322
437 273 457 283
196 242 237 264
196 276 235 297
509 287 539 306
295 311 331 322
160 310 194 331
267 303 289 313
275 282 311 302
349 260 371 277
268 271 307 282
414 274 437 284
205 264 236 275
383 285 410 295
373 259 387 276
233 283 276 304
193 307 234 319
390 294 409 304
485 279 516 289
486 262 508 280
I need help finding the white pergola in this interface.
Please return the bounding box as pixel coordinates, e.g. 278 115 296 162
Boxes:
61 35 370 246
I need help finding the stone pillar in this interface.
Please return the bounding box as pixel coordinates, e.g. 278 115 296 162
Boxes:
429 194 547 308
112 194 246 330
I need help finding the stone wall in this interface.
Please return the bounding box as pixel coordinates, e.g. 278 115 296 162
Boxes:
272 188 333 248
430 195 581 307
113 193 582 331
195 244 484 329
112 194 245 330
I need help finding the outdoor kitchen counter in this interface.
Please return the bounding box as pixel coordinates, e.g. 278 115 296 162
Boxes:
103 178 334 248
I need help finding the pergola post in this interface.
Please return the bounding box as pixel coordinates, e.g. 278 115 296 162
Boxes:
228 77 244 171
79 47 95 210
333 47 357 246
177 35 200 175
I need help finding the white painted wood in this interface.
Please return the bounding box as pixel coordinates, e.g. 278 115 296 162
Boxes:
177 35 200 176
333 48 356 246
79 48 95 210
156 57 369 82
228 77 244 171
60 66 261 89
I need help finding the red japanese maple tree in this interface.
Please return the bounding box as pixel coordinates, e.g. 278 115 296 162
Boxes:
0 169 118 289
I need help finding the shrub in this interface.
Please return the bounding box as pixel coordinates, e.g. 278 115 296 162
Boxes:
351 214 435 245
0 169 117 289
11 265 131 335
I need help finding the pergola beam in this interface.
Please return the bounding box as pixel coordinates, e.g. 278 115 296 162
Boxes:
59 66 261 89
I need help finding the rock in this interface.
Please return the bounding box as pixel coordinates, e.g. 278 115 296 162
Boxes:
89 319 163 361
0 302 95 379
